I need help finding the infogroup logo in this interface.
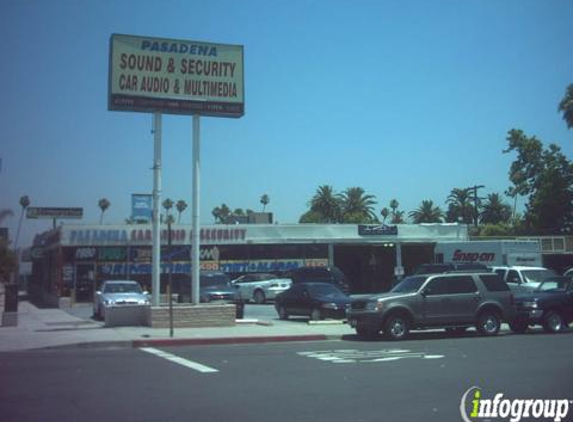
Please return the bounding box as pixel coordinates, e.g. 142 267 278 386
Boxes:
460 387 571 422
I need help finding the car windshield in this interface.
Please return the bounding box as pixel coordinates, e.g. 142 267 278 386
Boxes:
522 269 557 284
391 276 428 293
201 274 232 288
536 277 571 292
103 283 142 294
307 284 345 298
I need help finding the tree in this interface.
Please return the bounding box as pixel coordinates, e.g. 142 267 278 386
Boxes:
391 210 406 224
212 203 231 224
260 194 270 212
98 198 110 224
380 207 390 224
15 195 30 249
480 193 512 225
558 83 573 129
409 200 444 223
309 185 342 223
446 188 474 224
176 200 188 224
0 209 14 224
339 187 377 223
503 129 573 234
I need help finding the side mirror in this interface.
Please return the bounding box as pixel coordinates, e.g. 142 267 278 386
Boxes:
421 288 430 297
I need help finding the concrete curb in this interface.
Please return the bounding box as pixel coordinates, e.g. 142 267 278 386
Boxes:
132 334 337 348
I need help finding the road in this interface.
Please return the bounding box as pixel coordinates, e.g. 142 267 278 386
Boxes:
2 330 573 422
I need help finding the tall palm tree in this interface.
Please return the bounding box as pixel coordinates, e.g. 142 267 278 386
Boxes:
446 188 474 224
380 207 390 224
260 194 270 212
15 195 30 249
340 187 377 223
480 193 512 225
98 198 110 224
310 185 342 223
409 200 444 224
558 83 573 129
175 200 188 224
162 198 174 220
389 199 400 222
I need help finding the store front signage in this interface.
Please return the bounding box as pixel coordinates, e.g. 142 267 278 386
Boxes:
68 228 247 246
27 207 83 219
358 225 398 236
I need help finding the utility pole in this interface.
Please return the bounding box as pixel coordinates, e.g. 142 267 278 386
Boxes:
466 185 485 228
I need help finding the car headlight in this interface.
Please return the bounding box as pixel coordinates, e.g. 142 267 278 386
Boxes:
522 301 538 309
322 303 338 310
366 300 384 311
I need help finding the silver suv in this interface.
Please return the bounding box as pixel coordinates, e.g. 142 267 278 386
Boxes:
348 273 516 340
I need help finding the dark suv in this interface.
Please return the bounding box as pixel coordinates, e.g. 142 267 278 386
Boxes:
348 272 516 340
284 266 350 293
414 262 490 275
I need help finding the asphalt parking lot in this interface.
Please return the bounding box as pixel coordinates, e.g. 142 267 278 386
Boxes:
2 327 573 422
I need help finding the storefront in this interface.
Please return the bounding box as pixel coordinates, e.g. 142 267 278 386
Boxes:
27 223 468 305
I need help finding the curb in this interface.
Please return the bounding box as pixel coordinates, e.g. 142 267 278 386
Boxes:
132 334 336 348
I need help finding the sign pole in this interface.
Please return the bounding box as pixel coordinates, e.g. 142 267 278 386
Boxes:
152 112 162 306
191 115 201 305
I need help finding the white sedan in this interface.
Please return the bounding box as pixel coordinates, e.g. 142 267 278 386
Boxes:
93 280 150 320
232 273 292 304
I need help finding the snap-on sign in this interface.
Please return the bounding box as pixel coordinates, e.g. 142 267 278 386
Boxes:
452 249 495 262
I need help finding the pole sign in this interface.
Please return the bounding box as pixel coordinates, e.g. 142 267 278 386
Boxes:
26 207 83 219
108 34 244 118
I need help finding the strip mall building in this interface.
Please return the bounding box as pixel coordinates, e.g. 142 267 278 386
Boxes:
27 223 468 305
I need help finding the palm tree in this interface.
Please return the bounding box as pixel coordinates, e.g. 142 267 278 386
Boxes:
409 200 444 223
310 185 342 223
340 187 377 223
380 207 390 224
389 199 400 222
391 210 406 224
260 194 270 212
162 198 174 219
480 193 512 225
558 83 573 129
212 204 231 223
98 198 110 224
14 195 30 249
446 188 474 224
175 200 188 224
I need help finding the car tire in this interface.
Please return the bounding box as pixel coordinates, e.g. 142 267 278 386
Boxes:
509 321 528 334
253 290 266 305
384 314 410 341
476 311 501 336
542 310 564 333
310 308 322 321
278 305 289 320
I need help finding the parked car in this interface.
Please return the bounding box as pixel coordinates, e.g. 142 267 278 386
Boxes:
510 276 573 334
491 266 558 292
274 282 351 321
413 262 490 275
231 273 292 304
348 272 516 340
283 266 350 293
175 271 245 319
93 280 150 320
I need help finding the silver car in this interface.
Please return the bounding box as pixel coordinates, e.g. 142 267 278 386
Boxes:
93 280 150 320
232 273 292 304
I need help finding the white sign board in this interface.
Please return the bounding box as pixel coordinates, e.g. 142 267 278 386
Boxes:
109 34 244 118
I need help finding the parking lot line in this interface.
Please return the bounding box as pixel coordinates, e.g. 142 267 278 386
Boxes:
139 347 219 373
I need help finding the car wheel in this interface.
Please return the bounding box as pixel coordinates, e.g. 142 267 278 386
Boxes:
278 306 289 320
542 310 564 333
310 308 322 321
384 314 410 341
253 290 266 305
509 321 528 334
476 311 501 336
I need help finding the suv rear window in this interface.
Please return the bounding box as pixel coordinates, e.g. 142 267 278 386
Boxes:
479 274 509 292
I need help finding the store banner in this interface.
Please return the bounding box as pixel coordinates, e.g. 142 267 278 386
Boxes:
131 194 153 222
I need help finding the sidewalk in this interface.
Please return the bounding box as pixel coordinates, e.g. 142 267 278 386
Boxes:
0 302 355 352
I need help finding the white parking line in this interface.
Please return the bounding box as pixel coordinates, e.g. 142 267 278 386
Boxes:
139 347 219 373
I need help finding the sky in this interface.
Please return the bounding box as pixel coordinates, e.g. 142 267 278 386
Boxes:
1 0 572 249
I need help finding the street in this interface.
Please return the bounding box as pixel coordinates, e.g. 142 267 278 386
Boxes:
1 329 572 422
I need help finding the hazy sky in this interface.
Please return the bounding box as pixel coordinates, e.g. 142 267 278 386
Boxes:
2 0 572 248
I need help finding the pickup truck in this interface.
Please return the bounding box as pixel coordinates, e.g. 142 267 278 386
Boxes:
490 266 557 292
510 276 573 333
